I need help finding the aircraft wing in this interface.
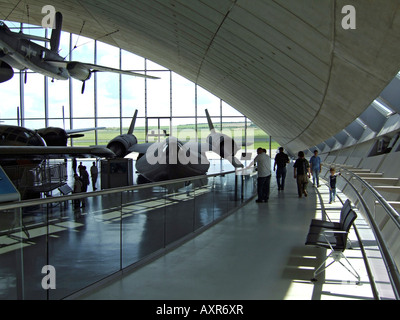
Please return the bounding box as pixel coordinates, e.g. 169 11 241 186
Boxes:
0 146 115 160
81 63 160 79
128 143 154 154
16 33 50 42
66 127 106 134
46 60 160 79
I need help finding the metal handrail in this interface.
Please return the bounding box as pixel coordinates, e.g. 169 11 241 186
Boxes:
344 169 400 229
324 164 400 299
0 167 252 211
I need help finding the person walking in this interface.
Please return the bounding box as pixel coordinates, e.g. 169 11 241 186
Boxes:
73 173 83 209
90 161 98 191
293 151 310 198
309 150 322 187
80 166 90 207
274 147 290 191
328 167 341 204
247 147 272 203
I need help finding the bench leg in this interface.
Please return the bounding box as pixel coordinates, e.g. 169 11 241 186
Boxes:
311 251 361 284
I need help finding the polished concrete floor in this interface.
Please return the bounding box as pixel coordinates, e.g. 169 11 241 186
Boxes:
77 166 374 300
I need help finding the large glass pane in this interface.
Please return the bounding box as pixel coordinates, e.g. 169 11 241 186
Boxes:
70 35 95 63
97 41 120 68
48 79 70 122
147 71 171 118
121 188 166 268
146 60 168 71
97 72 120 118
172 73 195 117
0 206 42 300
71 118 96 146
194 178 214 230
222 101 242 117
71 78 94 119
24 73 45 119
96 118 122 146
121 50 145 70
173 118 196 143
121 76 145 118
165 184 195 246
0 75 20 124
48 193 122 300
197 85 221 125
24 119 46 129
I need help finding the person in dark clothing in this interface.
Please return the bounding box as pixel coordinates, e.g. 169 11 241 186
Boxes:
328 167 341 203
80 166 90 207
73 174 83 209
293 151 310 198
274 147 290 191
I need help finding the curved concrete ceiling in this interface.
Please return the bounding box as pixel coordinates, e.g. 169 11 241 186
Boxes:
2 0 400 152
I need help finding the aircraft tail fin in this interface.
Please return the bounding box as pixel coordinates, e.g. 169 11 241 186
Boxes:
205 109 215 132
50 12 63 52
128 110 138 135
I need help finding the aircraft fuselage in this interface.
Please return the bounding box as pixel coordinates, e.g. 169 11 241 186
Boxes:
0 27 69 80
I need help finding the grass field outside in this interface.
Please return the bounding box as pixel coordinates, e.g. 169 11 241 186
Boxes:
72 122 281 154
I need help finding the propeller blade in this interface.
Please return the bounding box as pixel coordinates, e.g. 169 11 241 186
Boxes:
68 134 85 139
81 81 86 94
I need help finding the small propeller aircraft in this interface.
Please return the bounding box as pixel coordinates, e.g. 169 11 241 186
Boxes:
0 12 158 93
0 124 115 161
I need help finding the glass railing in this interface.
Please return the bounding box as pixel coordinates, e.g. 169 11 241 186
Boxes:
321 164 400 300
0 168 257 300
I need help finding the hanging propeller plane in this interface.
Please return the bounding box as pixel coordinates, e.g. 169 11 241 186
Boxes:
0 12 158 93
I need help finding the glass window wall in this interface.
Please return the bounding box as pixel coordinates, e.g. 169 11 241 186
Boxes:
0 21 275 154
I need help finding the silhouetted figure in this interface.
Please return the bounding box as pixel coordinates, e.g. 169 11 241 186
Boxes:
90 162 98 191
274 147 290 191
293 151 310 198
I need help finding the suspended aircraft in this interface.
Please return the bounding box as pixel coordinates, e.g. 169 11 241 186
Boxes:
0 12 158 93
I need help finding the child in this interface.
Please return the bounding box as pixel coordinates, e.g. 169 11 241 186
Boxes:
328 167 341 203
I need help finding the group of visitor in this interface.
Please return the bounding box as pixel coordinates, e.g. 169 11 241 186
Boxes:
248 148 339 203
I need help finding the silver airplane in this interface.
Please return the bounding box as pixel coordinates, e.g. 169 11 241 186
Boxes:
0 12 158 93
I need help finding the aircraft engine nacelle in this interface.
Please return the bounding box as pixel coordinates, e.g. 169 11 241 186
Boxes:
107 134 138 158
0 61 14 83
37 127 69 146
67 62 92 81
206 132 240 159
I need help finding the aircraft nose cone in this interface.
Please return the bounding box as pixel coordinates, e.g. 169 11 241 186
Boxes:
0 61 14 83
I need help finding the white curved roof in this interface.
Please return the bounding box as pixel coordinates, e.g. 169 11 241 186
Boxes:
2 0 400 152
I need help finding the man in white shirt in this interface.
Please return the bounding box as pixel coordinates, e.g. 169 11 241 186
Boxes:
247 148 272 203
